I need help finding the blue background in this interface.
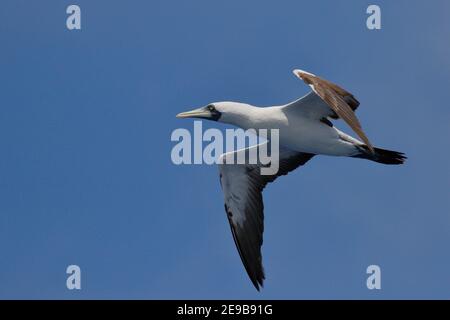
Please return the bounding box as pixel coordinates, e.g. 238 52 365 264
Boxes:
1 0 449 299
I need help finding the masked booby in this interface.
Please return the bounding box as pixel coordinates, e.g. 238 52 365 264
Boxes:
176 69 406 290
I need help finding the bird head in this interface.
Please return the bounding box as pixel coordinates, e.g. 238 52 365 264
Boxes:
176 103 222 121
176 102 253 126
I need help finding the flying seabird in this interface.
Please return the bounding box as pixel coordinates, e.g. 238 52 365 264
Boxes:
176 69 406 290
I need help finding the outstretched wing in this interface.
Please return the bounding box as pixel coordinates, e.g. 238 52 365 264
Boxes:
218 143 314 290
292 69 374 153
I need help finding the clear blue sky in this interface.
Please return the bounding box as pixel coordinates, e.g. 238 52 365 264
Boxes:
1 0 449 299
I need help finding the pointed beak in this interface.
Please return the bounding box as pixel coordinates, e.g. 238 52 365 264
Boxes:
176 107 211 119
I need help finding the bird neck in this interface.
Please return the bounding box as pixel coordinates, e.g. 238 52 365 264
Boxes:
221 104 270 130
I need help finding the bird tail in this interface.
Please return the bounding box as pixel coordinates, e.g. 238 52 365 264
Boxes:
353 146 406 165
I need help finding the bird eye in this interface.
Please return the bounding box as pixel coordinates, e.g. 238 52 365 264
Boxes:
207 105 215 111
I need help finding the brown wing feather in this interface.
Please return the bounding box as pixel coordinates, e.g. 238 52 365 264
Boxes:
293 70 374 153
319 77 360 113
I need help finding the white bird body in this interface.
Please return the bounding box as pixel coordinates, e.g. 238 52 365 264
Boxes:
215 98 360 156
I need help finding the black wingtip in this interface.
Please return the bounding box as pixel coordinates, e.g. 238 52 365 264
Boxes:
251 277 264 292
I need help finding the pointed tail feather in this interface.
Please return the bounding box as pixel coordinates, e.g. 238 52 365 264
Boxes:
353 146 406 165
